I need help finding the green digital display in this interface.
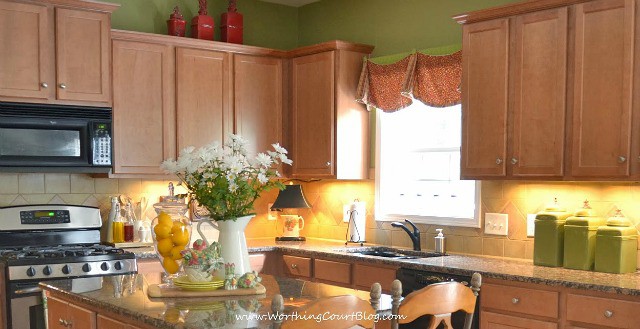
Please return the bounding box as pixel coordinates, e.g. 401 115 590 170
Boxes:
35 211 55 217
97 124 106 129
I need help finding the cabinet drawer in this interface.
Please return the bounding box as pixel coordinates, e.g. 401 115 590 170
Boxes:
482 283 559 318
353 264 397 291
481 311 558 329
314 259 351 285
283 255 311 278
566 293 640 328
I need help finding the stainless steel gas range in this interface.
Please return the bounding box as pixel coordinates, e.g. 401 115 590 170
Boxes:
0 205 138 329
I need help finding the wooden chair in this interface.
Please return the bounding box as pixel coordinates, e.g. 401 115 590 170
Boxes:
271 293 378 329
389 272 482 329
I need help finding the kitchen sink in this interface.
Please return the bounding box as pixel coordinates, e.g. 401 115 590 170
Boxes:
345 246 446 259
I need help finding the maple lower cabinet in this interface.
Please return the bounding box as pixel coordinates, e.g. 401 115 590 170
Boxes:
111 37 175 175
313 259 352 285
97 315 141 329
481 312 558 329
0 0 116 105
234 55 283 158
47 296 96 329
570 0 634 178
290 43 373 179
176 48 231 151
282 255 312 278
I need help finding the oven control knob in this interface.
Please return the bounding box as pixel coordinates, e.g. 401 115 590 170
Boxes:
62 265 71 275
114 261 123 271
26 267 36 277
82 263 92 273
43 266 52 276
100 262 109 271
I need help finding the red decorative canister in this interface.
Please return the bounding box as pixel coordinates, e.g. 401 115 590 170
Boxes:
191 0 214 40
220 0 243 44
167 6 186 37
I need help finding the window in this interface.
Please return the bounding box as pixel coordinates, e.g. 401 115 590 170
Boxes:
375 102 480 227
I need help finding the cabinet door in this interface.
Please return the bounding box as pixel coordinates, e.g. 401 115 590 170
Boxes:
571 0 634 177
55 8 110 103
176 48 231 150
97 314 127 329
314 259 351 285
291 51 335 178
511 8 567 177
67 302 96 329
460 19 509 178
0 1 53 100
234 55 283 158
481 311 557 329
47 296 68 329
282 255 311 278
112 40 175 175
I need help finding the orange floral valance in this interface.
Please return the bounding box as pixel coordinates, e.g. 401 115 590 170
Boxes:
356 50 462 112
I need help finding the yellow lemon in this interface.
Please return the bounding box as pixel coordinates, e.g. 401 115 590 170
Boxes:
158 212 173 227
171 228 190 247
171 221 186 234
153 224 172 239
163 258 180 274
157 237 174 256
169 246 184 260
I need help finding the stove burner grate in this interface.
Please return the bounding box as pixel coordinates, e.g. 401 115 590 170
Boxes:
0 244 127 260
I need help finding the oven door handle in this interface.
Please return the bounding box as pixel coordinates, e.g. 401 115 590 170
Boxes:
15 287 42 295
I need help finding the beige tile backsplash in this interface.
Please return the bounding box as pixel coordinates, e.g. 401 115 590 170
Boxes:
1 173 639 263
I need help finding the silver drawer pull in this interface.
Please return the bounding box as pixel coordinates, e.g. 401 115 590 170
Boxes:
496 158 503 165
40 82 48 88
325 161 331 167
604 310 613 318
511 157 518 165
291 264 298 269
618 156 626 163
59 83 67 89
511 297 519 304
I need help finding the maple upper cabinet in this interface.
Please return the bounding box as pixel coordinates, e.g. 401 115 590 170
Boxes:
570 0 634 177
176 48 231 151
112 35 175 175
0 0 116 105
290 42 374 179
233 54 283 158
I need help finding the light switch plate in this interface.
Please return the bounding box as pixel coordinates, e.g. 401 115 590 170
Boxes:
485 213 508 236
527 214 536 237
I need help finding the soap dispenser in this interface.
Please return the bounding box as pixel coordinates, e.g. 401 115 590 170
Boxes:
435 229 445 254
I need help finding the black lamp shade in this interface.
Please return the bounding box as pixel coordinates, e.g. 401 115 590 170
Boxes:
271 184 311 210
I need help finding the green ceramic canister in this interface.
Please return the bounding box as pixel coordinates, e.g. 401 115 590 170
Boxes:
534 201 572 267
594 210 638 274
563 201 605 271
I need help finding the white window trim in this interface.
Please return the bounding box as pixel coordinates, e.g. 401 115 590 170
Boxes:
373 107 481 228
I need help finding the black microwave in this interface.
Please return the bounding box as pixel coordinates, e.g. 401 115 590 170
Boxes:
0 102 113 173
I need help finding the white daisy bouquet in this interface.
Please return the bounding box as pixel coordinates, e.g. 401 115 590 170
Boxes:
161 134 292 221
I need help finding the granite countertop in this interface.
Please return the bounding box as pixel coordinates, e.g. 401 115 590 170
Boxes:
41 273 392 329
127 237 640 297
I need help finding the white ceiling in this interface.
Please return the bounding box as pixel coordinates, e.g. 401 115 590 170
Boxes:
260 0 320 7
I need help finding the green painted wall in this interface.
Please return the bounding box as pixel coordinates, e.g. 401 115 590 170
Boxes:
106 0 298 50
297 0 520 56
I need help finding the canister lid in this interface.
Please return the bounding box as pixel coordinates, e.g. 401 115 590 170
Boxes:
535 198 572 220
605 209 632 227
573 200 597 217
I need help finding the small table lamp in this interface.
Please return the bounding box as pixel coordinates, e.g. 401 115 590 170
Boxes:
271 184 311 241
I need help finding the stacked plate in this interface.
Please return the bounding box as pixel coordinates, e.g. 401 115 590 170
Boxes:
173 276 225 291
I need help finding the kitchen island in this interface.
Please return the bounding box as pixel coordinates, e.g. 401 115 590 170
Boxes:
40 273 393 329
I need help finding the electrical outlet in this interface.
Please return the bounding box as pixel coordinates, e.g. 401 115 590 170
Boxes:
527 214 536 237
343 204 351 222
484 213 508 236
267 203 277 221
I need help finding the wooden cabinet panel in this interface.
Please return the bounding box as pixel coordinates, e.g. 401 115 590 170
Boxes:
176 48 231 150
234 54 283 158
570 0 634 177
511 8 567 177
482 283 559 318
282 255 311 278
47 296 68 329
47 296 96 329
112 39 175 175
481 311 558 329
55 8 110 103
461 18 509 178
291 51 335 178
313 259 351 285
68 302 97 329
0 1 52 100
353 264 396 292
566 293 640 328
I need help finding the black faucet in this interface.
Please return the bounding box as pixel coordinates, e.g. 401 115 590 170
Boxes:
391 219 421 251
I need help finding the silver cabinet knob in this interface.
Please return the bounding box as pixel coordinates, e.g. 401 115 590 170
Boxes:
59 319 65 325
40 82 48 88
495 158 503 165
511 297 519 304
511 157 518 165
59 83 67 89
291 264 298 269
618 156 626 163
604 310 613 318
325 161 331 167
